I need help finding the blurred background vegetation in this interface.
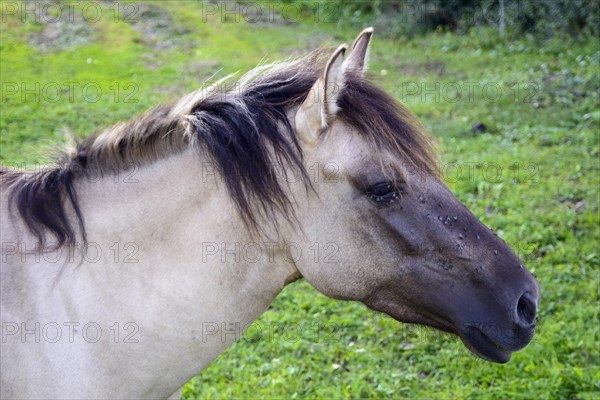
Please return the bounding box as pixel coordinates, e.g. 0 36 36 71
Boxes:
286 0 599 39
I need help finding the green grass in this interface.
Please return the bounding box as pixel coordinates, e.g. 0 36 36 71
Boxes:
1 1 598 398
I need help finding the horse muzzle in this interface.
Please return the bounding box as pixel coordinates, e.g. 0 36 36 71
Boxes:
457 288 539 363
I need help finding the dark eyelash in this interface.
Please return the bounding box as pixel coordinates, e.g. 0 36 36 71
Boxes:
366 182 403 204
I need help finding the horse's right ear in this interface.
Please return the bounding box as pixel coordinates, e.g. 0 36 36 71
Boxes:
295 44 347 147
344 27 374 75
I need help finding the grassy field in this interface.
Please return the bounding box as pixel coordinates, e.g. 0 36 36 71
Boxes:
1 1 598 398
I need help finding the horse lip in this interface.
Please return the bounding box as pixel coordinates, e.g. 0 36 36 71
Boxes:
460 325 512 363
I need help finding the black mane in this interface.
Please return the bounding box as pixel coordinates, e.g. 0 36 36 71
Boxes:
3 51 437 246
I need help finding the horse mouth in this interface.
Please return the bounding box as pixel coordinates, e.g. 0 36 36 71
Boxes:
460 326 512 363
364 295 513 363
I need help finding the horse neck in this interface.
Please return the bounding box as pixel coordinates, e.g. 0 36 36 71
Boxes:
73 146 299 307
16 147 300 395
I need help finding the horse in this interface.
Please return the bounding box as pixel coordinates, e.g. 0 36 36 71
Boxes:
0 28 539 399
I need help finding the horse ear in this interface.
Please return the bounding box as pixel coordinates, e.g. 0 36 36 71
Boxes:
344 27 374 75
295 44 347 145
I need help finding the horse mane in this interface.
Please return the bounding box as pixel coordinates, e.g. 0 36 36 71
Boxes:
3 49 438 247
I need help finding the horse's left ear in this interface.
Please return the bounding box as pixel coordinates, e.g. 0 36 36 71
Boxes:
295 44 347 146
343 27 374 75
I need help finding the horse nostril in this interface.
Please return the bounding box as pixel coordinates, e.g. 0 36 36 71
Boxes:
516 291 537 327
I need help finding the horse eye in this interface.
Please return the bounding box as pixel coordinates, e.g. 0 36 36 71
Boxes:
366 182 401 204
